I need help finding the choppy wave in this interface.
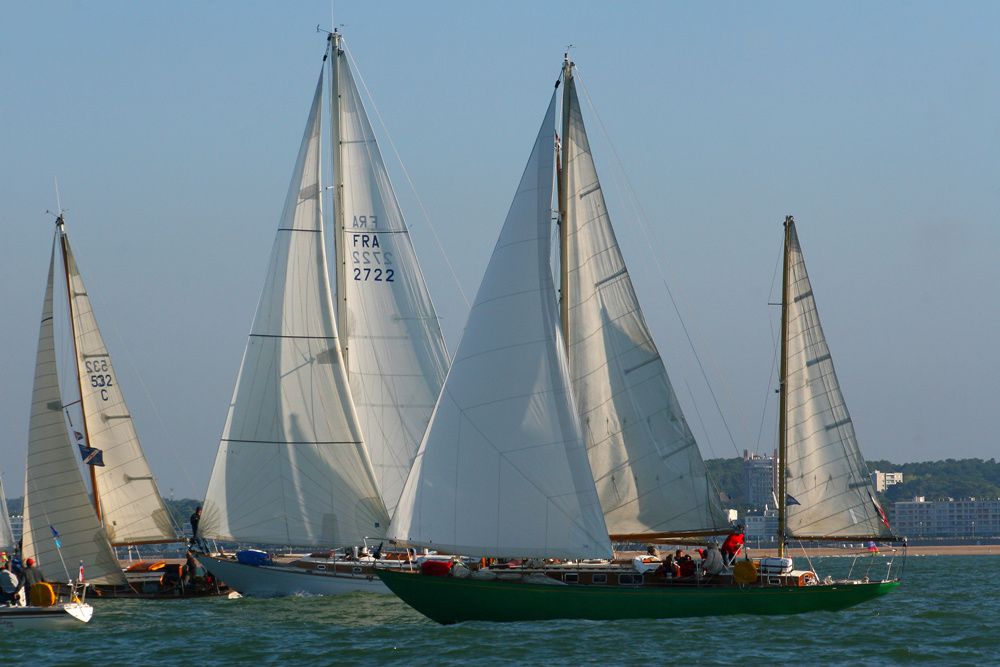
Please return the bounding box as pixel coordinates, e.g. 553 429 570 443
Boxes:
2 555 995 666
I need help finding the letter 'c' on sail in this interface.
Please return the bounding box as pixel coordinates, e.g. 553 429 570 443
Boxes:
388 93 613 560
201 71 389 547
61 236 176 545
782 221 892 539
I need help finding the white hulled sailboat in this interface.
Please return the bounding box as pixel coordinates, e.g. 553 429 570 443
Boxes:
377 59 901 624
198 31 449 596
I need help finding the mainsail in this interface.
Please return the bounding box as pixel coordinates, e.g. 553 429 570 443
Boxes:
561 72 729 538
62 235 176 545
389 93 612 560
333 44 449 516
0 474 14 550
781 219 891 539
201 72 389 547
21 237 124 585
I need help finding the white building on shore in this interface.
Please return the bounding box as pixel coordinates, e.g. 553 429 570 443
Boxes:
891 497 1000 538
871 470 903 492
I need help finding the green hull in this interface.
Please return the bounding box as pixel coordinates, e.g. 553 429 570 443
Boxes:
378 570 900 624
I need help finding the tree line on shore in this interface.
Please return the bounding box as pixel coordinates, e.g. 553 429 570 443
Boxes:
705 457 1000 508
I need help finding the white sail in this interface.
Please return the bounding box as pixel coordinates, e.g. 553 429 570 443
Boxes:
201 72 389 547
61 232 176 545
0 474 13 550
21 236 124 585
783 221 891 538
562 75 729 537
334 49 449 516
389 93 612 560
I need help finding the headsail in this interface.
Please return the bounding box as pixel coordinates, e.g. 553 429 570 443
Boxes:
60 230 176 545
201 71 389 547
389 93 612 560
561 72 729 538
333 45 450 516
21 235 124 585
782 220 891 539
0 474 14 551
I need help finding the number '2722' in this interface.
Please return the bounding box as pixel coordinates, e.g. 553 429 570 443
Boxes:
353 268 394 282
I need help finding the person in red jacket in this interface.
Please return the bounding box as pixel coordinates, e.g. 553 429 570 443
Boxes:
721 525 746 565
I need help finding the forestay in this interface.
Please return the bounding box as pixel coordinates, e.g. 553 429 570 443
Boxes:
562 76 728 537
62 233 176 545
334 48 449 517
201 72 389 547
389 93 612 560
21 238 124 585
782 221 891 538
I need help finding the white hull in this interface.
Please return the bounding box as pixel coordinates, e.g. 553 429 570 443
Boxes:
202 555 390 597
0 602 93 629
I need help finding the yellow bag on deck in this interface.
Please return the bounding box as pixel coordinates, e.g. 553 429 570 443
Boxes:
732 560 758 585
29 581 57 607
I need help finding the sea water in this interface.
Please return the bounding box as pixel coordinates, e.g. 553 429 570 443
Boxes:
2 555 995 666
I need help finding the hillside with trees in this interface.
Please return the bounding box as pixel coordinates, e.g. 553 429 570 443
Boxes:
705 457 1000 506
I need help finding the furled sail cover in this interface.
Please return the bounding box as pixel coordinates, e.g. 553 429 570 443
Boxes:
783 221 891 538
389 93 612 560
335 52 449 516
563 76 728 536
61 231 176 545
0 475 15 551
201 72 389 547
21 237 125 585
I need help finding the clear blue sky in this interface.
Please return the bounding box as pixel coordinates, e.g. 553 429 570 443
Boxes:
2 2 998 498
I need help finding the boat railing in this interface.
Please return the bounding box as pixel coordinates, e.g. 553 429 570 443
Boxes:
844 545 905 583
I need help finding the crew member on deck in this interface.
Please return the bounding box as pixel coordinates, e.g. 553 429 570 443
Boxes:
190 506 206 551
0 562 19 605
701 541 725 575
721 524 746 565
674 549 696 577
20 557 46 590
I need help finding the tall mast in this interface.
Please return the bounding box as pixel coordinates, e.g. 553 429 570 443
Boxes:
558 55 573 349
329 29 349 369
776 215 793 558
56 216 101 523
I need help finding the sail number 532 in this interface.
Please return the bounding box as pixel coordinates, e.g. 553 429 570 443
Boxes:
85 358 113 399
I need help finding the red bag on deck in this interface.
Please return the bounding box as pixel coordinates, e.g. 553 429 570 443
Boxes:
420 559 454 577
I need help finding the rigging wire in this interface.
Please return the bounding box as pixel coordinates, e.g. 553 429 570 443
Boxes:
341 39 470 309
337 38 452 509
752 235 785 455
573 68 745 456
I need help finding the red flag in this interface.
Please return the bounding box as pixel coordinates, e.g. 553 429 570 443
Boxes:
79 560 85 583
868 491 891 530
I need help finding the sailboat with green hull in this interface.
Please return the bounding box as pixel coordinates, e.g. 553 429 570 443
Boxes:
378 570 900 624
378 57 901 624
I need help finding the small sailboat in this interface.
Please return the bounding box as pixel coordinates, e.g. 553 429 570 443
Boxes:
4 471 92 627
198 30 449 597
0 566 93 629
377 58 901 624
20 215 215 599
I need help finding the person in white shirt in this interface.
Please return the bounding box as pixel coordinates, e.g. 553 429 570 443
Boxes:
0 562 20 605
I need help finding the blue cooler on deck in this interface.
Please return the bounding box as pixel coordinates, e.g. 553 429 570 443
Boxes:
235 549 272 567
